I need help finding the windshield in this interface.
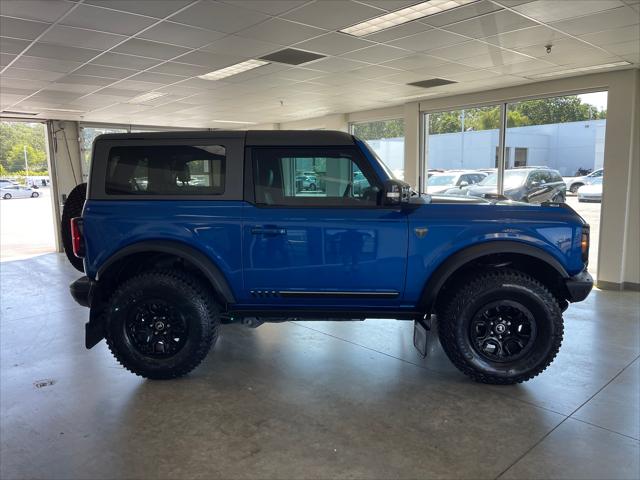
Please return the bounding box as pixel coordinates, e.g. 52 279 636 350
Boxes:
428 175 457 186
480 170 529 188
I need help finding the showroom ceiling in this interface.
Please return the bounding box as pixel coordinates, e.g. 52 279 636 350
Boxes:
0 0 638 128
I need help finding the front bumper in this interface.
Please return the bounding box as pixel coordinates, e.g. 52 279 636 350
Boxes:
565 269 593 302
70 276 96 307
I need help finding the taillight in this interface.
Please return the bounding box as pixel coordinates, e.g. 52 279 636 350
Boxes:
581 226 590 265
70 217 85 258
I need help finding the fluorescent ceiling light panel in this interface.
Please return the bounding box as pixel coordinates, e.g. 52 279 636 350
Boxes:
340 0 479 37
198 59 269 81
128 91 168 104
43 108 85 113
528 61 631 79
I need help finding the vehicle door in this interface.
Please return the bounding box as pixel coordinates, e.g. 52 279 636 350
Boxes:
242 146 409 307
526 171 551 203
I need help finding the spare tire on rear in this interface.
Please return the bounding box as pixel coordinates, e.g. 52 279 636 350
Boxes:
61 183 87 272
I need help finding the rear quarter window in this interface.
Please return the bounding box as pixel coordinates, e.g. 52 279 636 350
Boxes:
105 145 225 195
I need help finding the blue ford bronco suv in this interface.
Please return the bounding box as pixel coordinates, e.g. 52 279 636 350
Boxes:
66 130 593 384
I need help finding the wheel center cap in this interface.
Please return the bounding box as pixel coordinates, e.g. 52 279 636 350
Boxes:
495 323 506 334
155 321 165 331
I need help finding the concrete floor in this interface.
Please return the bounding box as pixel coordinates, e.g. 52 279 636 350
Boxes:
1 254 638 480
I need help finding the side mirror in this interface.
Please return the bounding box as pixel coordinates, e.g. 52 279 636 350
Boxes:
383 179 411 206
530 181 541 187
459 180 469 188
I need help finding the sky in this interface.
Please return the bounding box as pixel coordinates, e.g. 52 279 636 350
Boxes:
577 91 608 110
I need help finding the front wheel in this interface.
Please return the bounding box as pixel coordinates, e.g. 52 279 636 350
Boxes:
31 192 39 198
570 183 582 194
105 270 220 379
437 269 563 384
3 193 11 199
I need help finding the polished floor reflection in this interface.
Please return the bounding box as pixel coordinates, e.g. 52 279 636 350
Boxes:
1 254 638 479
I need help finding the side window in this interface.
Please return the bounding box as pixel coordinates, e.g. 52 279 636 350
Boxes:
253 148 380 206
591 169 603 178
105 145 225 195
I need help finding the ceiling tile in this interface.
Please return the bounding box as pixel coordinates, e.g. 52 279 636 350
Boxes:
90 52 163 69
39 25 126 50
604 39 640 55
341 44 410 63
25 42 101 62
0 0 74 23
220 0 311 15
550 6 639 36
487 58 556 74
380 53 449 69
170 1 269 34
113 38 190 60
484 26 567 50
360 21 432 43
85 0 193 18
148 62 214 76
0 53 16 66
457 49 531 67
293 32 373 55
99 87 145 98
0 37 31 55
2 66 66 81
424 40 502 60
356 1 429 11
512 0 625 23
515 38 609 63
423 0 503 27
443 10 536 38
200 35 280 57
236 18 325 44
12 55 83 73
129 71 188 84
349 64 402 78
172 50 244 68
0 77 50 90
55 74 114 86
282 0 383 30
304 56 369 72
138 21 226 49
115 79 167 91
60 4 157 35
389 29 469 52
0 16 50 40
274 67 326 81
580 24 640 47
74 64 137 79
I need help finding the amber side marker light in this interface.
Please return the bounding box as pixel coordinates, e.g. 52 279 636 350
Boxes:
581 227 590 264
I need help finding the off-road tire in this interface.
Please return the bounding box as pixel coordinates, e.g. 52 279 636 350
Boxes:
437 269 563 385
105 270 220 379
61 183 87 272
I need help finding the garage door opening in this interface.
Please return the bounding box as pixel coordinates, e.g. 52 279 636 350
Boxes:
0 121 55 261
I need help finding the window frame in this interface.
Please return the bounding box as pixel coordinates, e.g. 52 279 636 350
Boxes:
245 146 385 209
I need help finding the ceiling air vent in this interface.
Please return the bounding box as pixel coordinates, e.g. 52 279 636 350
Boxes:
259 48 325 65
1 110 38 116
407 78 457 88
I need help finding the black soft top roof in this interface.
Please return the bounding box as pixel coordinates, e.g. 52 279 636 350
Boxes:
93 130 356 146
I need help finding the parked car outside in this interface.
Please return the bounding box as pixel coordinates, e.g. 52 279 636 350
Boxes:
565 168 603 194
427 170 487 194
295 174 317 191
447 168 566 203
577 177 603 202
0 179 18 188
1 185 39 199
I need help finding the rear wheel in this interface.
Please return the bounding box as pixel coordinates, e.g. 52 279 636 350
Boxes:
61 183 87 272
31 191 39 198
437 269 563 384
570 183 583 194
105 270 220 379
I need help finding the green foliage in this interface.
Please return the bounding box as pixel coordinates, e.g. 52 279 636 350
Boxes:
353 119 405 139
0 122 48 173
428 96 606 134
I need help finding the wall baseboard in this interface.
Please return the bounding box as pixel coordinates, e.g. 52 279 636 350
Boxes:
596 280 640 291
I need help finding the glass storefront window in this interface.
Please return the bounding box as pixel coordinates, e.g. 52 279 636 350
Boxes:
79 126 127 181
351 119 405 179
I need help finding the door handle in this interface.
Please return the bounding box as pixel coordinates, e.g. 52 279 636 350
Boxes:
251 226 287 236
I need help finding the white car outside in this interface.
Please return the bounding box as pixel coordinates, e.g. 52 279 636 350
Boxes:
565 168 603 194
577 177 603 202
1 185 39 199
427 170 487 194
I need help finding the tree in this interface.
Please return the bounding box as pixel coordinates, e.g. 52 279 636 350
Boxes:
353 119 404 139
0 122 48 174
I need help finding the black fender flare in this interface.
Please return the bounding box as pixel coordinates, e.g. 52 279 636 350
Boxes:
418 241 569 312
97 240 236 304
